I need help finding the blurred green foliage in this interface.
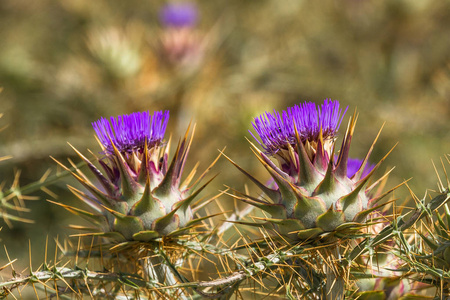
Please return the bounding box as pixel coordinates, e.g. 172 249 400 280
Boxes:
0 0 449 279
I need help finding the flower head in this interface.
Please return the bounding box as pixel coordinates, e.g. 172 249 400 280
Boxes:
159 2 198 28
92 111 169 154
55 110 215 243
250 99 347 155
226 99 393 243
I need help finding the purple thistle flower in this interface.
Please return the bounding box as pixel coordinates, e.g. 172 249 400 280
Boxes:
347 158 375 178
159 2 198 28
92 111 169 154
250 99 347 155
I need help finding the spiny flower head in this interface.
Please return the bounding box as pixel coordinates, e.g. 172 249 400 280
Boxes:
159 2 198 28
228 100 394 242
54 110 214 244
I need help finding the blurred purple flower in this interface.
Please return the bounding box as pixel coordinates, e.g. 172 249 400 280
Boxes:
92 110 169 154
347 158 375 178
159 2 198 28
250 99 347 155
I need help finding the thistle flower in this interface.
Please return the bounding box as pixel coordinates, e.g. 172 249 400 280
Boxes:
53 110 214 243
228 99 395 242
157 2 204 71
159 3 198 28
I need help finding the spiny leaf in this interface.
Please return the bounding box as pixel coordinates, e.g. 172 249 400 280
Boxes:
68 143 116 197
47 200 106 225
226 191 287 220
186 147 223 192
224 220 267 228
52 157 116 208
221 150 279 202
417 232 438 251
176 174 216 213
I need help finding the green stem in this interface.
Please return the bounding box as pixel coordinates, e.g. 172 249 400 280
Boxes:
146 252 189 300
0 267 155 289
324 244 344 300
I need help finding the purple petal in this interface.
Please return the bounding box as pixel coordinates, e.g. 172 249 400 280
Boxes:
92 111 169 154
250 99 347 155
347 158 375 178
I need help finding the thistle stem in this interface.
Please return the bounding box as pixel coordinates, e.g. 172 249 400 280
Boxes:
147 252 189 300
324 244 344 300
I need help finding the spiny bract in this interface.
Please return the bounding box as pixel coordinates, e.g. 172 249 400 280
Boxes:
228 99 394 242
421 203 450 269
54 110 213 243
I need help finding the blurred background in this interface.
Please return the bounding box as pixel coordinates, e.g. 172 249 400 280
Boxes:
0 0 449 281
